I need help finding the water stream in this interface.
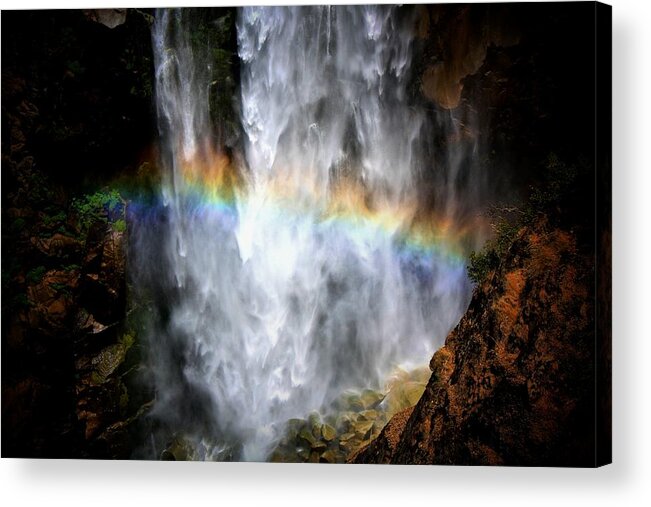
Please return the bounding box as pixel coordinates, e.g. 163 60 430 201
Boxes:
138 6 478 461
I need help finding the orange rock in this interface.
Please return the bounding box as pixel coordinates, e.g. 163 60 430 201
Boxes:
354 218 597 466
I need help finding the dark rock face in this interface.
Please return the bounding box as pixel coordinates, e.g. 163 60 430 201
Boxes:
416 5 521 110
411 3 599 221
1 9 155 186
1 176 147 457
84 9 128 29
1 9 154 458
353 218 596 466
1 160 150 457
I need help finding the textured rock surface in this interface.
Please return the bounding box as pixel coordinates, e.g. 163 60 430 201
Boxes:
353 218 596 466
84 9 128 29
268 368 430 464
1 174 148 457
1 9 154 458
417 5 520 109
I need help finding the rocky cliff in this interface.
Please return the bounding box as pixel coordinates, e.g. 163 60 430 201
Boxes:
1 9 155 458
353 212 598 466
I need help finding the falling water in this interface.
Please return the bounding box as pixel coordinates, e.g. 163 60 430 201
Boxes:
139 6 476 461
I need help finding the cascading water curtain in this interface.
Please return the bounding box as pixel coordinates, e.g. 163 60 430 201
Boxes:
139 5 475 461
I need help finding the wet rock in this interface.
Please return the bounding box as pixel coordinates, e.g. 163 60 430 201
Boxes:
162 436 193 461
73 328 139 446
358 409 378 421
348 407 414 464
287 418 303 431
335 391 364 412
311 440 327 452
338 432 356 443
90 343 128 384
270 449 295 463
298 428 317 447
360 389 384 410
321 423 336 441
160 450 176 460
307 410 322 435
340 436 362 455
319 450 337 463
353 419 374 440
74 308 109 335
269 366 432 463
382 381 427 420
296 447 310 461
335 412 353 433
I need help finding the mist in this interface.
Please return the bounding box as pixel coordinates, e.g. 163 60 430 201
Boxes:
131 5 492 461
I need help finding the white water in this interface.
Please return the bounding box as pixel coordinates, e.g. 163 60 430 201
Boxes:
145 6 473 461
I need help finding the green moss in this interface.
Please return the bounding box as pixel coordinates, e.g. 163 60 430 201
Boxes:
119 332 135 350
49 282 72 295
113 219 127 233
42 211 67 228
119 388 129 412
66 59 85 77
468 153 579 285
71 188 124 234
13 293 31 308
90 371 104 386
23 169 51 204
26 265 47 284
9 218 26 233
468 249 499 285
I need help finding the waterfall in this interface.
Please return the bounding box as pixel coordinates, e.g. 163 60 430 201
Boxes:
139 6 475 461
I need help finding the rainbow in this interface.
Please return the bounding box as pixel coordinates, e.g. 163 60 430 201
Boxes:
128 148 483 269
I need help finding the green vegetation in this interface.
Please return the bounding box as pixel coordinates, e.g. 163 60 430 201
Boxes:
66 59 85 77
49 282 72 295
42 210 67 228
467 249 499 285
26 265 47 284
468 154 579 284
119 332 135 350
113 219 127 233
9 218 26 233
71 188 125 234
13 293 31 308
527 153 580 219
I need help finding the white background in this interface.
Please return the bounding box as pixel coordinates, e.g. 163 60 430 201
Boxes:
1 0 649 505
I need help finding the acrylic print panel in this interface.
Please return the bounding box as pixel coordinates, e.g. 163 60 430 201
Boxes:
1 3 611 466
